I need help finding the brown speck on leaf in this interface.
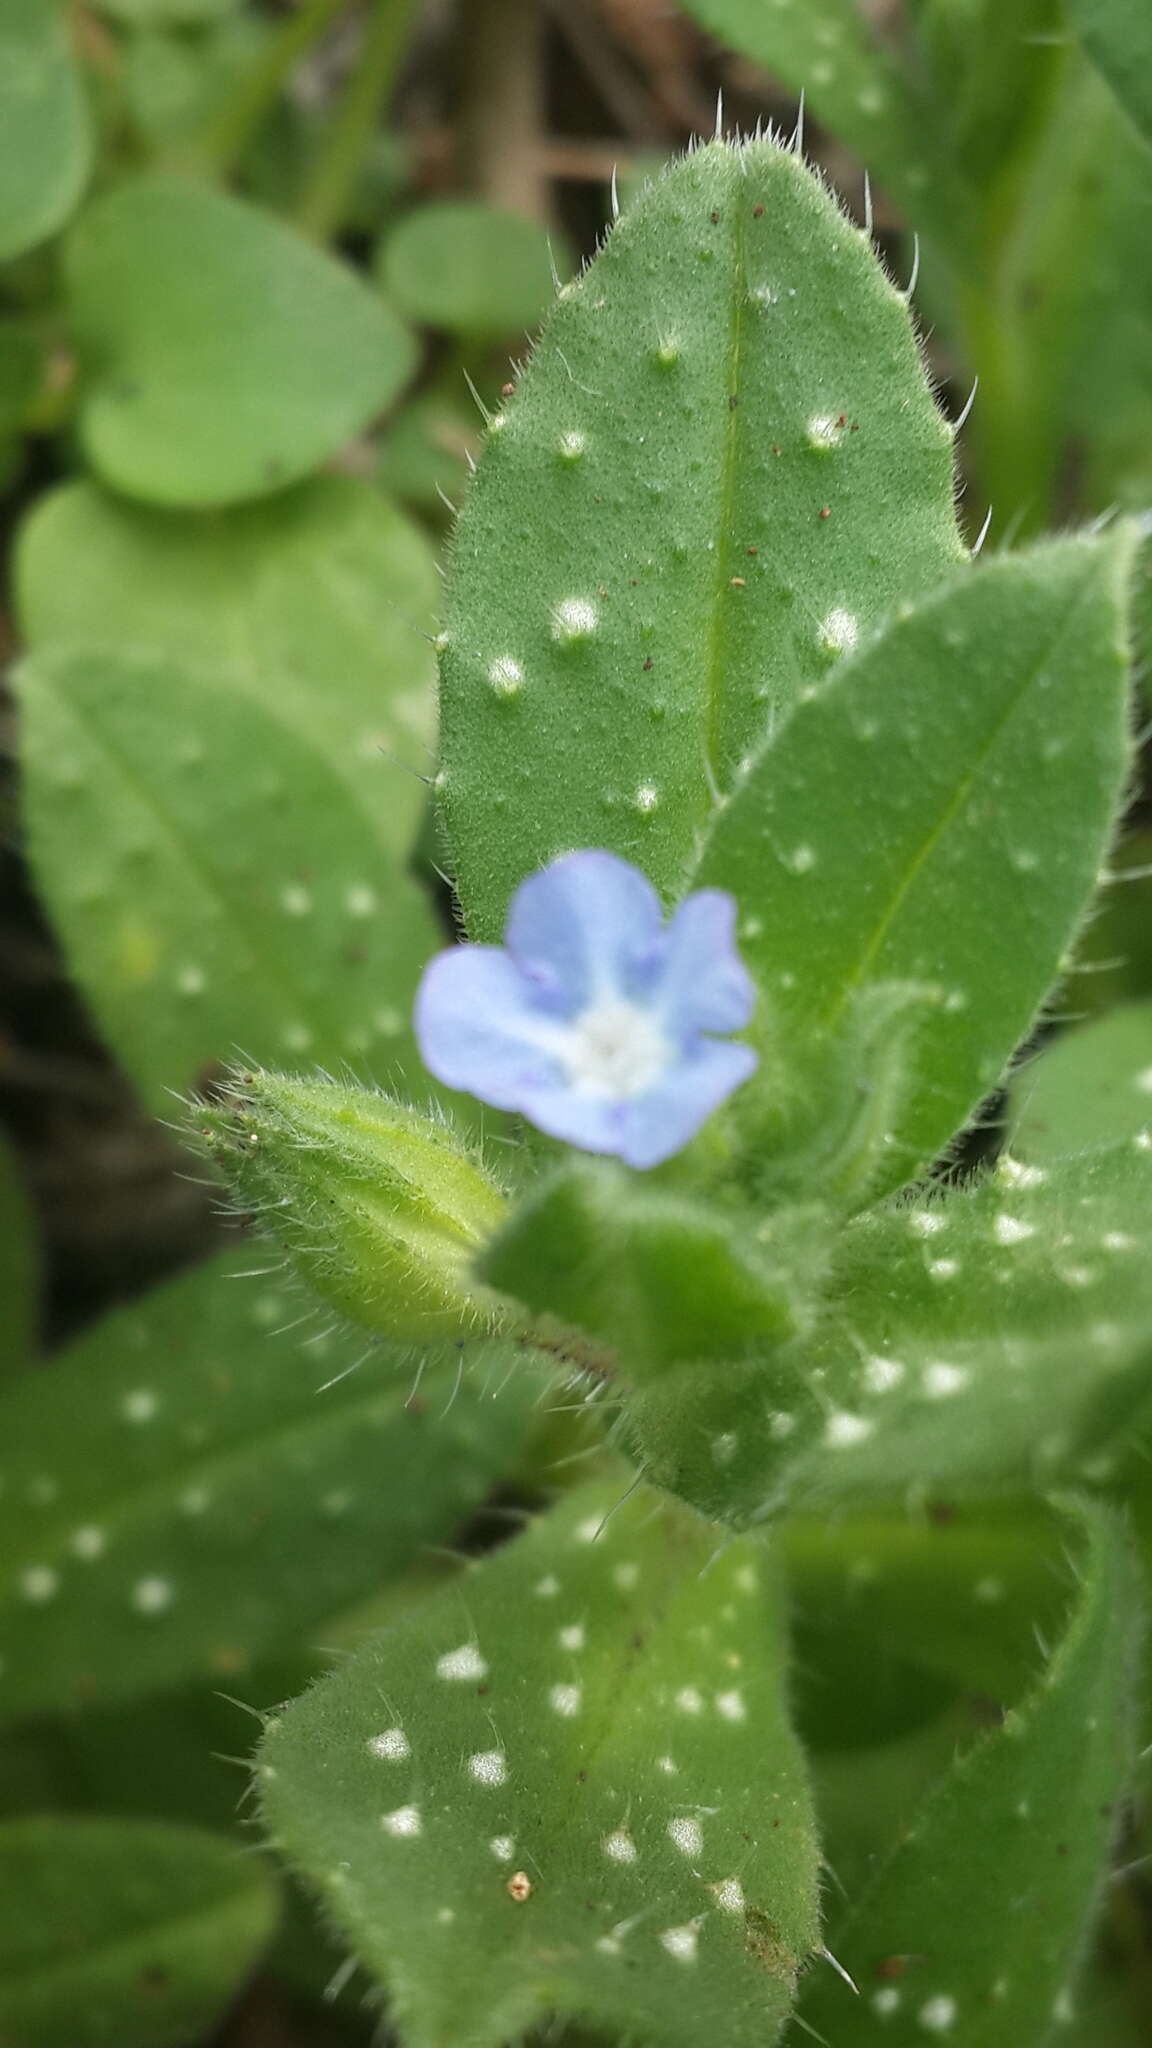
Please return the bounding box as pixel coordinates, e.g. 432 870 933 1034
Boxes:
818 506 831 520
877 1956 910 1981
747 545 758 555
710 210 720 224
501 382 515 397
643 657 653 670
753 204 764 218
728 394 739 410
771 444 781 455
729 576 746 588
507 1872 533 1902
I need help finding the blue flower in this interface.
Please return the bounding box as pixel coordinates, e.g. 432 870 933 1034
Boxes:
415 850 758 1169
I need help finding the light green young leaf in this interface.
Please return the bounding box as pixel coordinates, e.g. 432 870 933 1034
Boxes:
696 534 1136 1198
13 644 438 1106
0 1815 277 2048
479 1158 829 1380
65 177 416 507
16 473 438 836
0 1250 538 1720
1013 1005 1152 1161
379 201 568 337
0 1137 36 1378
1071 0 1152 143
440 137 963 938
0 0 92 262
623 1142 1152 1525
796 1501 1141 2046
262 1480 821 2048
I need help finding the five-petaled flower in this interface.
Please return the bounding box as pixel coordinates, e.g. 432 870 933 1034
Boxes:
415 850 758 1169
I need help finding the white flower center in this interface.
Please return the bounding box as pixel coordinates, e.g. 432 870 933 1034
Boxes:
561 997 669 1099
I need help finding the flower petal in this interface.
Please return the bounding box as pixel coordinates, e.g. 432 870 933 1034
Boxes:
504 850 664 1012
656 890 757 1034
415 946 567 1108
618 1041 759 1169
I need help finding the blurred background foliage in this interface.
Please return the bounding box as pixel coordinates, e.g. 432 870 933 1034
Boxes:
3 3 1152 2044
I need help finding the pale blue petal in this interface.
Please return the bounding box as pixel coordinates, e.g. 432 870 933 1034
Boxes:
505 850 664 1012
656 891 756 1033
415 946 566 1108
618 1041 759 1169
510 1081 632 1157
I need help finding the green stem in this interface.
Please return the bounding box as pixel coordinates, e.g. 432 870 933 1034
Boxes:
294 0 418 242
193 0 349 179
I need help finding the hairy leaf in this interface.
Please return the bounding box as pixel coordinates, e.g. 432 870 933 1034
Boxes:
0 1815 277 2047
0 1251 538 1720
439 137 963 937
65 177 416 507
261 1480 821 2048
674 1 954 240
696 534 1136 1197
14 644 438 1106
797 1501 1141 2045
622 1142 1152 1524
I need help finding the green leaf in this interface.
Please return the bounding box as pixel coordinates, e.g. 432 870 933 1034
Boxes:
439 137 963 939
0 1250 538 1720
0 0 92 262
379 201 568 337
261 1479 821 2048
674 0 959 246
1013 1005 1152 1161
377 388 481 516
796 1500 1142 2045
622 1142 1152 1524
16 473 439 835
695 534 1136 1198
479 1158 829 1380
0 1815 277 2048
1071 0 1152 144
65 176 416 507
0 1137 37 1377
13 643 439 1107
782 1499 1070 1749
96 0 236 19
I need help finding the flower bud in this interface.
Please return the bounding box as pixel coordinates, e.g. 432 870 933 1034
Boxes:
198 1072 507 1342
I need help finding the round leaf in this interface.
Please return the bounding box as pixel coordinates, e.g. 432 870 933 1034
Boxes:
0 0 92 261
379 200 564 337
66 177 417 507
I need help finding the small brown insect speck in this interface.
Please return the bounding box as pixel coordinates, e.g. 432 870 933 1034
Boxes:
877 1956 909 1981
746 545 758 555
729 576 746 588
643 656 653 670
818 506 831 520
710 210 721 224
501 382 515 397
507 1872 533 1902
752 204 764 219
